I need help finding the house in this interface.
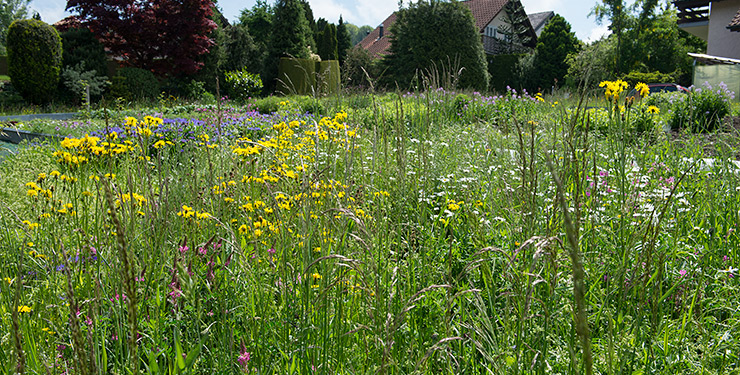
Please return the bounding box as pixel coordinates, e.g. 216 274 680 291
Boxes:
674 0 740 95
358 0 539 58
528 11 555 37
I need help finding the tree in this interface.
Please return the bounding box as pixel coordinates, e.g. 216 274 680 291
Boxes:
264 0 312 90
382 0 489 91
591 0 628 74
0 0 30 55
499 0 536 53
337 15 352 66
7 19 63 104
65 0 217 77
532 14 580 90
223 24 259 73
300 0 317 50
317 23 337 61
239 0 273 77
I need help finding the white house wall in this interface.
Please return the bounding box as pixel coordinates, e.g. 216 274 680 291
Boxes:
707 1 740 59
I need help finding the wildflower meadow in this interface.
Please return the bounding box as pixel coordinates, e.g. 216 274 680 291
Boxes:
1 82 740 374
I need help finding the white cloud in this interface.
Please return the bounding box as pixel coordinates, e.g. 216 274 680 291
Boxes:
310 0 358 23
586 24 610 43
353 0 398 27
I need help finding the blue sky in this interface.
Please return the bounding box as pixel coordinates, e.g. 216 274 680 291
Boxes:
29 0 613 43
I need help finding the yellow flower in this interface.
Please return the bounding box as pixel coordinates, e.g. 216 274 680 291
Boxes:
3 277 13 285
312 272 322 281
635 82 650 97
647 106 660 114
238 224 248 235
17 305 32 313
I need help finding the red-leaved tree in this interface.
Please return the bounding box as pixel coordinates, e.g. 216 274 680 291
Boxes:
66 0 217 76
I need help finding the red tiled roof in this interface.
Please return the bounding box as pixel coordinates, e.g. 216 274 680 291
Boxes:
357 13 397 58
358 0 510 58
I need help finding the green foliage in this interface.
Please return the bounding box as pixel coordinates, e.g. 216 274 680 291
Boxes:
669 83 733 133
347 24 373 45
239 0 272 78
621 70 676 86
224 68 264 101
60 28 108 79
0 80 23 106
337 16 351 66
317 23 338 61
300 0 317 49
110 67 160 100
488 54 524 93
533 14 580 90
342 46 377 89
189 6 229 95
0 0 30 55
223 24 260 73
565 37 616 88
265 0 313 92
61 63 111 104
583 1 705 86
382 0 489 91
7 19 62 105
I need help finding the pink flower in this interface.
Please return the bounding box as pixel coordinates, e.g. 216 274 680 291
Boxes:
237 344 251 370
679 269 687 277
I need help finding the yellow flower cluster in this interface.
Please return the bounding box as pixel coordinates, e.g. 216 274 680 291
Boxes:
634 82 650 97
599 80 629 100
55 134 135 167
177 205 211 221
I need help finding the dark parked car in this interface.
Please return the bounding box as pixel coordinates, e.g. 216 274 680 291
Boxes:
629 83 689 98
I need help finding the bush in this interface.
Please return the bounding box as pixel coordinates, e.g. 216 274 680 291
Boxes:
0 81 24 107
7 19 63 104
61 63 111 104
622 70 676 87
488 54 524 93
224 68 263 101
60 28 109 78
381 0 489 91
110 67 160 100
669 82 733 133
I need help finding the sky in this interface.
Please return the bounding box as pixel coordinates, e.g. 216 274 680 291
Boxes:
29 0 613 43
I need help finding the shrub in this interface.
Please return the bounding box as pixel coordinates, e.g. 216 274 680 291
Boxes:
60 28 109 78
0 80 24 107
622 70 676 87
224 68 263 101
6 19 63 104
669 82 733 133
61 63 111 104
381 0 489 91
110 67 160 100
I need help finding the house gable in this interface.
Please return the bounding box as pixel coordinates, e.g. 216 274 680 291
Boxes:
357 0 537 58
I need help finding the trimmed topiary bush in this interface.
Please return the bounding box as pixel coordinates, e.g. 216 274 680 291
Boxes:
110 67 160 100
7 19 63 104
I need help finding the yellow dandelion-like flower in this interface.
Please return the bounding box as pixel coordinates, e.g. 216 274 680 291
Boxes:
17 305 32 313
647 106 660 114
635 82 650 97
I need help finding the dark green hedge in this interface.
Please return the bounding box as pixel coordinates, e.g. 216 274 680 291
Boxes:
277 57 340 95
487 54 524 93
7 19 63 104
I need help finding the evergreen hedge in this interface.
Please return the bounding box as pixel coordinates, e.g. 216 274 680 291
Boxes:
7 19 63 104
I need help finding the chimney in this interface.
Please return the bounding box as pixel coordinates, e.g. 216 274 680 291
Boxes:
379 24 384 38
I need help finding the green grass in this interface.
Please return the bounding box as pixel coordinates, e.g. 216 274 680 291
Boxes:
1 84 739 374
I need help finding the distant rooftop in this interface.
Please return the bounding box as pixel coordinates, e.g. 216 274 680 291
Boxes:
527 11 554 35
